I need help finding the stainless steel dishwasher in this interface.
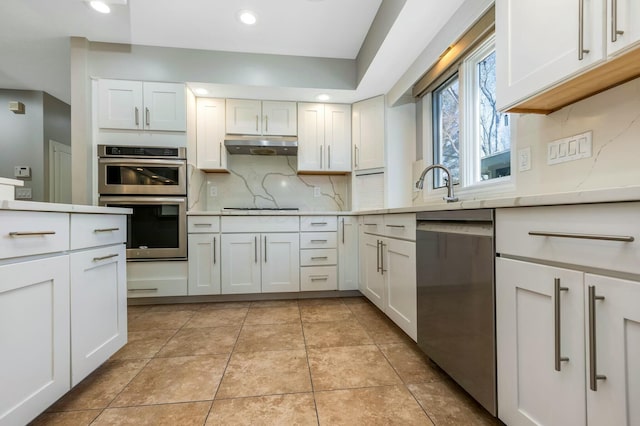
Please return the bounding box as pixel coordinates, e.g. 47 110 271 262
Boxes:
416 209 496 416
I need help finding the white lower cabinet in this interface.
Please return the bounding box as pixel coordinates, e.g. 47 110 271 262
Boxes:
361 233 385 310
188 234 221 295
221 233 299 294
338 216 359 290
70 244 127 386
0 256 71 426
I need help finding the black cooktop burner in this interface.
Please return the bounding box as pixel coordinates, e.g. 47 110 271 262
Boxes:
222 207 299 211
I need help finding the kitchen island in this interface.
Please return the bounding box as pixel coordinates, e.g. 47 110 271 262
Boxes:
0 201 130 426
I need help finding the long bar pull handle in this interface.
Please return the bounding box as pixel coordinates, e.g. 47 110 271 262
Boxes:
219 143 222 167
94 227 120 233
328 145 331 169
320 146 323 169
380 242 386 275
135 107 139 126
264 235 267 263
578 0 590 60
528 231 634 242
588 285 607 391
311 222 328 226
311 256 329 260
128 288 158 292
213 237 217 264
9 231 56 237
145 107 150 126
254 236 258 263
385 224 406 229
93 254 118 262
193 223 212 227
612 0 624 42
341 218 345 244
354 146 359 168
310 276 329 281
376 240 381 272
255 115 259 132
554 278 570 371
265 115 269 133
311 239 328 243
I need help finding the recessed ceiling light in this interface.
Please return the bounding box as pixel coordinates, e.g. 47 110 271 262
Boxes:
193 88 208 95
89 1 111 13
238 10 257 25
316 94 330 101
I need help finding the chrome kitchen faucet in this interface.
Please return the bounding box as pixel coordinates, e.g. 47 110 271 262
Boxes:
415 164 459 203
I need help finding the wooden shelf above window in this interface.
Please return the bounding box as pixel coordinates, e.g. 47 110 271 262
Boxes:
506 47 640 115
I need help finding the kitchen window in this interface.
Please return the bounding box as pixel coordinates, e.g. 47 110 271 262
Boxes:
431 35 511 191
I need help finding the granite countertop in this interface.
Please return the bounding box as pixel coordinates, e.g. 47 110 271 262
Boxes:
0 200 132 214
0 177 23 187
188 210 355 216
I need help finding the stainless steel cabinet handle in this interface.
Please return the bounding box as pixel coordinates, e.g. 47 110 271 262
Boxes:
255 115 259 132
311 239 328 243
213 236 216 264
310 276 329 281
265 115 269 133
9 231 56 237
611 0 624 42
94 227 120 233
363 223 377 226
341 218 345 244
254 236 258 263
219 143 222 167
380 241 387 275
376 240 381 272
578 0 591 60
528 231 634 242
135 107 139 126
93 253 118 262
328 145 331 169
311 256 329 260
554 278 570 371
354 146 359 168
385 224 406 228
145 107 150 126
588 285 607 391
193 223 212 227
311 222 328 226
264 235 267 263
128 288 158 292
320 145 323 169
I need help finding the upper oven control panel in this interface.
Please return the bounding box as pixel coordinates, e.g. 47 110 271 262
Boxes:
98 145 186 159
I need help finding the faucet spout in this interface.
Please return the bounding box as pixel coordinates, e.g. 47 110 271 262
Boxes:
415 164 459 203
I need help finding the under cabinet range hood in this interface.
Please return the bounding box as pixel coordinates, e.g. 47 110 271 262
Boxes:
224 135 298 156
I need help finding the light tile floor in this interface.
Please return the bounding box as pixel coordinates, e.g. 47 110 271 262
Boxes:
32 297 502 426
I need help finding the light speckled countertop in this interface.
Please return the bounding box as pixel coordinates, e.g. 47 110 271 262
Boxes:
187 185 640 216
0 199 132 214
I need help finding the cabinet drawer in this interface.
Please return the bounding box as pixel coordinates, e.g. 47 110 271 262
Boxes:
383 214 416 240
300 216 337 232
361 215 384 234
127 261 188 298
300 232 337 249
301 266 337 291
300 248 337 266
71 214 126 250
496 202 640 275
188 216 220 233
0 211 69 259
221 216 299 233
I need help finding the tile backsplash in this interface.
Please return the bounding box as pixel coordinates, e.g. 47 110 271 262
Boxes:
189 155 349 211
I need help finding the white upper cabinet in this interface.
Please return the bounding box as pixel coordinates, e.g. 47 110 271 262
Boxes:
352 96 385 171
225 99 296 136
606 0 640 56
98 79 186 131
496 0 605 111
196 98 227 171
297 103 351 173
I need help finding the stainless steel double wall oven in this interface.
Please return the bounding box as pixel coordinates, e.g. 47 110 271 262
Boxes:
98 145 187 260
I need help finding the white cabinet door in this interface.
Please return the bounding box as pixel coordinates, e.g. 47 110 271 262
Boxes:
188 234 221 295
261 233 300 293
297 103 325 172
0 256 70 426
324 103 351 172
496 0 605 110
142 82 186 131
353 96 385 170
221 233 261 294
383 238 416 341
262 101 297 136
607 0 640 56
338 216 359 290
226 99 262 135
98 79 143 130
496 257 586 426
361 233 385 310
70 244 127 386
585 274 640 426
196 98 227 171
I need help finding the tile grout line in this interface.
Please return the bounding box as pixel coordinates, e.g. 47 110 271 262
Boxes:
299 306 321 426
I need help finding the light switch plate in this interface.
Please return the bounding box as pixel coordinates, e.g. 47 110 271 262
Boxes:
518 147 531 172
313 187 321 197
14 166 31 178
209 186 218 197
547 131 592 165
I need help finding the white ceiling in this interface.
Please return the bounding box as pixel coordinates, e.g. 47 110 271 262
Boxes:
0 0 466 104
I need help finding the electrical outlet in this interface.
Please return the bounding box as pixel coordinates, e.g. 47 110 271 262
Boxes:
547 131 592 165
313 187 321 197
518 147 531 172
15 187 32 199
209 186 218 197
14 166 31 178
